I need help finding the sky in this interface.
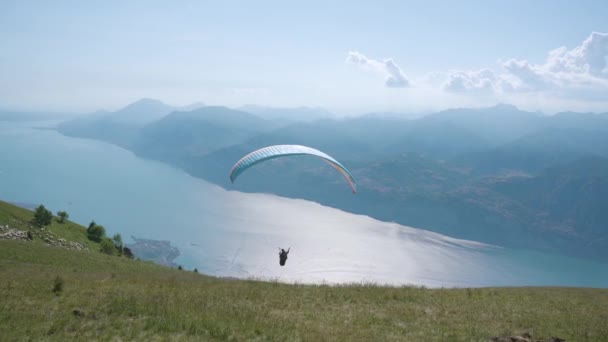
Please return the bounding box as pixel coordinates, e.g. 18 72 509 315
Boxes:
1 0 608 114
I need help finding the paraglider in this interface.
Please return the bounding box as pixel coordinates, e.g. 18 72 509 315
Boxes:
229 144 357 193
279 247 290 266
229 145 357 268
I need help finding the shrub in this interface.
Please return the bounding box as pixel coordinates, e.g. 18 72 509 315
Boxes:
100 238 116 255
87 225 106 242
178 265 183 271
52 276 64 295
112 234 123 255
194 268 198 273
122 247 134 259
56 211 69 223
33 205 53 228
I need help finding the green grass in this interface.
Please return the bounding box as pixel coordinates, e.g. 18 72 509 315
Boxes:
1 201 608 341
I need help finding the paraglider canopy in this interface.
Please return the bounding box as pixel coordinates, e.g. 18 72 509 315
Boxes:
229 144 357 193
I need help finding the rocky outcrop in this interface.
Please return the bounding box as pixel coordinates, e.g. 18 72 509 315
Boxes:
490 333 565 342
0 224 89 251
37 228 89 251
0 224 29 240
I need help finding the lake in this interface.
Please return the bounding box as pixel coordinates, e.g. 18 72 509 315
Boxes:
1 121 607 287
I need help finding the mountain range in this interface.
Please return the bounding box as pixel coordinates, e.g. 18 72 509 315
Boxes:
56 99 608 262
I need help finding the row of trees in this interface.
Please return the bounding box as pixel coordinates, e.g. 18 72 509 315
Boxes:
86 220 134 258
32 205 69 228
31 204 133 259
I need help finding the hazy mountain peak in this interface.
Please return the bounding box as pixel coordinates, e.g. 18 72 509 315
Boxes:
120 98 174 112
180 102 206 111
102 98 177 125
161 106 267 126
490 103 520 112
238 105 332 122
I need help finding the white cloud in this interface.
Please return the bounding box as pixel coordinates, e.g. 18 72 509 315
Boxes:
345 33 608 112
346 51 409 88
546 32 608 77
442 69 497 92
439 32 608 103
501 59 551 91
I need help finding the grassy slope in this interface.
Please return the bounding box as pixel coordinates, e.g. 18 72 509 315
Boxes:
0 200 100 251
1 201 608 341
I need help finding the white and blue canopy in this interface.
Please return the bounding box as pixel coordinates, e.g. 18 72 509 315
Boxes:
229 145 357 193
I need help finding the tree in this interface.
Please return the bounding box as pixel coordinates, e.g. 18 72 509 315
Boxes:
88 220 96 230
122 247 134 259
56 211 69 223
112 234 123 255
87 224 106 242
100 238 116 255
32 205 53 228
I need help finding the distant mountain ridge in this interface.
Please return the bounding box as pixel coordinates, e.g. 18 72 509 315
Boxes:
0 110 77 122
105 98 177 125
238 105 332 122
133 106 288 163
56 100 608 262
57 98 205 147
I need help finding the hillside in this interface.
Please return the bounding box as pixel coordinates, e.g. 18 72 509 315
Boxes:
1 201 607 341
490 157 608 243
0 201 102 252
455 127 608 174
417 104 543 145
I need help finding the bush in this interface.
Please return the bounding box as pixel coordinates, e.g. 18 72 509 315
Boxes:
194 268 198 273
56 211 69 223
27 231 34 240
87 225 106 242
178 265 183 271
52 276 64 295
112 234 123 255
32 205 53 228
100 238 116 255
122 247 134 259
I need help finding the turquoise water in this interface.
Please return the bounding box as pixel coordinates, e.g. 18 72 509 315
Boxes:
1 121 606 287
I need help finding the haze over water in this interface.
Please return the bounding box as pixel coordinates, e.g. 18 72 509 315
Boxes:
1 121 607 288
